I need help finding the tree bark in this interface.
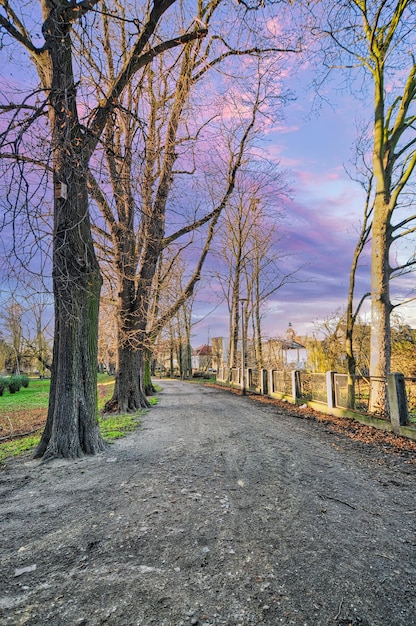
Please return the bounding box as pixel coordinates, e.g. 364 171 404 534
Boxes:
34 6 105 459
104 274 150 412
105 343 149 413
368 202 392 414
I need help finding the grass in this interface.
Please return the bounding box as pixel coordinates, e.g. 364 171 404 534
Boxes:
0 375 158 462
0 378 50 411
99 414 142 441
0 434 42 463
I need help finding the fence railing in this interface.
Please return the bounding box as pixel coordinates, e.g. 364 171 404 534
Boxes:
216 367 415 440
248 368 260 390
309 373 328 404
272 370 292 396
333 374 371 413
405 378 416 421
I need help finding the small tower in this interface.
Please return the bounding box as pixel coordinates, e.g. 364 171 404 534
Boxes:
286 322 295 341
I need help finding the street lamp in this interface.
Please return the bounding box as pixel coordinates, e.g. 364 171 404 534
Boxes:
239 298 247 395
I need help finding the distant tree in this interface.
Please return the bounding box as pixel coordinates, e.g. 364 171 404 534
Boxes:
391 317 416 377
0 335 10 374
307 309 371 377
309 310 346 373
149 253 195 380
0 279 53 375
213 170 293 369
0 297 24 374
26 299 53 377
97 278 117 376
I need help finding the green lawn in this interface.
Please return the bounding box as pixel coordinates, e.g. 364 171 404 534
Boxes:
0 374 157 463
0 377 50 411
0 374 113 411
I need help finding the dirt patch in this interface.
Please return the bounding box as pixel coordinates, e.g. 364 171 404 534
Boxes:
1 381 415 626
0 408 46 441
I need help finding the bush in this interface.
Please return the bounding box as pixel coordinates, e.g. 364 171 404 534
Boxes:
0 377 7 396
8 375 22 394
21 374 29 388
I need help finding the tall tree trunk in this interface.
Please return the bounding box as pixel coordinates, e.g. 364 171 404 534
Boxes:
35 9 105 459
229 299 240 369
368 62 393 416
254 276 263 370
143 349 156 396
369 204 392 414
104 281 150 412
228 251 243 369
35 167 105 458
106 344 149 413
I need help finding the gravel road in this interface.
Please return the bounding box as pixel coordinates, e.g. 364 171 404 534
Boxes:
1 380 415 626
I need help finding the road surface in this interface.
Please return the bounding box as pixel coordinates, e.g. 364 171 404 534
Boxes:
1 380 415 625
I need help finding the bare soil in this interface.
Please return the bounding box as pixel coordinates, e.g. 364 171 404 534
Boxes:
1 380 415 626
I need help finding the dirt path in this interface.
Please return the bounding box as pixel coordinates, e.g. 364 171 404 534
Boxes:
1 380 415 626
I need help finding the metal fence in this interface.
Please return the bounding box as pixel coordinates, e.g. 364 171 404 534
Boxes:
309 373 327 404
333 374 371 413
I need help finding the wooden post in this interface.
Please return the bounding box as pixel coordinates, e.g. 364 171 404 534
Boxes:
269 369 274 395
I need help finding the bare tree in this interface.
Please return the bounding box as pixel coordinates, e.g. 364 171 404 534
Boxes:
148 252 196 380
0 296 24 374
0 0 207 459
213 166 294 370
85 4 297 412
345 163 372 408
306 0 416 414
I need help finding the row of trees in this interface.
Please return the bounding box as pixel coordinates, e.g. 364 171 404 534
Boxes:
0 0 298 459
0 0 415 458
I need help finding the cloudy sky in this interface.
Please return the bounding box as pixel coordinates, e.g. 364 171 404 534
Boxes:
1 4 414 349
191 73 414 346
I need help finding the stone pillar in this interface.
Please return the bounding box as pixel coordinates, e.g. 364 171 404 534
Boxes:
387 373 409 433
326 371 336 409
269 369 274 395
261 369 269 395
291 370 300 401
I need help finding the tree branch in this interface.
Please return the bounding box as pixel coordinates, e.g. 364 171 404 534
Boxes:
87 23 207 157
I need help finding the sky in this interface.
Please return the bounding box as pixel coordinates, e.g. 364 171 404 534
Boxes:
0 3 414 351
190 78 415 346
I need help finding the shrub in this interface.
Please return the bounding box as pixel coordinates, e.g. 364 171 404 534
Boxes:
8 376 22 394
21 374 29 388
0 377 7 396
